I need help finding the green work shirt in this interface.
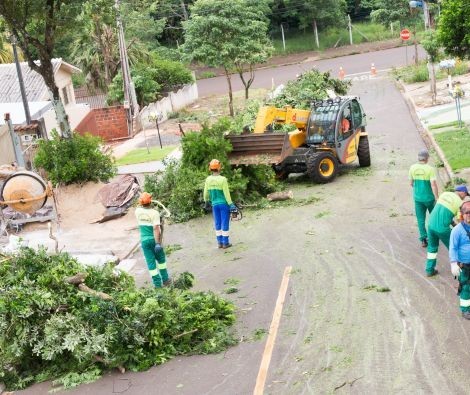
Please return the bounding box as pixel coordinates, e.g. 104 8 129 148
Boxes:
135 207 160 242
408 163 436 202
203 174 233 206
428 191 462 232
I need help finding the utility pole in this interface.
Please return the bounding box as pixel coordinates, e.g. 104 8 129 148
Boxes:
348 15 353 45
115 0 139 135
11 35 31 125
5 113 25 168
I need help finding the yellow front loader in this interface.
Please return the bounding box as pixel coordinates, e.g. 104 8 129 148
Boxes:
226 96 370 183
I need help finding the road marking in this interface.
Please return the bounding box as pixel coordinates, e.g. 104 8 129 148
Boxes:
253 266 292 395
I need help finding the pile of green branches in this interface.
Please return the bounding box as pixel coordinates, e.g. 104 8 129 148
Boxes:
268 69 351 109
0 249 236 391
144 117 279 222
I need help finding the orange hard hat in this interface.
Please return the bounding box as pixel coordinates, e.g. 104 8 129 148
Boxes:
209 159 221 171
139 192 152 205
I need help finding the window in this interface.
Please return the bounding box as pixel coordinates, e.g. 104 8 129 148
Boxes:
351 100 364 128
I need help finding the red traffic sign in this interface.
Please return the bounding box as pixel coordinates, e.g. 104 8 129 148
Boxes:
400 29 411 41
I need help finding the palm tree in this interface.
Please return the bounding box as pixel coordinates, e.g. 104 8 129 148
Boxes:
0 34 14 63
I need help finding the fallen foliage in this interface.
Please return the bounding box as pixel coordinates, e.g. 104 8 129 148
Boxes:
0 249 236 391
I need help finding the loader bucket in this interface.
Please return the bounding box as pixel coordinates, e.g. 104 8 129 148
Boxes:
226 133 293 165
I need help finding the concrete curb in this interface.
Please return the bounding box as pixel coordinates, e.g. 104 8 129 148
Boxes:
396 79 455 184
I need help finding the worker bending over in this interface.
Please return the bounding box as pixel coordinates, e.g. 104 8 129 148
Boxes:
425 185 469 277
204 159 236 249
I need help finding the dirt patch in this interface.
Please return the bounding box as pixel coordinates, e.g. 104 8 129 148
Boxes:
401 72 470 110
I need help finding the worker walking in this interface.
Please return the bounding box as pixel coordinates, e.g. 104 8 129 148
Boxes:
425 185 469 277
408 149 439 247
135 192 170 288
204 159 236 249
449 198 470 319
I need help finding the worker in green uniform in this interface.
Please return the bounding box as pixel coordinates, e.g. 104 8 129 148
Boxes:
425 185 469 277
135 192 170 287
408 149 439 247
204 159 236 249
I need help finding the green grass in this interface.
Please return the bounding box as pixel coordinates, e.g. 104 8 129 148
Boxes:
429 121 461 130
272 22 403 55
434 128 470 171
393 60 469 84
115 145 176 166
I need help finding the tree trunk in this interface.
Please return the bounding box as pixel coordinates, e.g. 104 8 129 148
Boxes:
224 67 234 116
313 19 319 49
237 64 255 100
413 26 418 65
39 58 72 138
427 62 437 104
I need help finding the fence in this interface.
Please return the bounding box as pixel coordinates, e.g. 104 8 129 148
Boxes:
74 87 108 109
0 125 15 165
140 82 198 129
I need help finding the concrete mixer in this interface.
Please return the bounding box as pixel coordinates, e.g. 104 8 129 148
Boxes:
0 171 57 235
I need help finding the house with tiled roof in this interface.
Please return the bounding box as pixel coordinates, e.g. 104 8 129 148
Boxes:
0 58 90 131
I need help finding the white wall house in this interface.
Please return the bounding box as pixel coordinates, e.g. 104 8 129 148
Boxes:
0 58 90 135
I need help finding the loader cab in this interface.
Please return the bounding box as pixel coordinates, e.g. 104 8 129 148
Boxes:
306 97 366 147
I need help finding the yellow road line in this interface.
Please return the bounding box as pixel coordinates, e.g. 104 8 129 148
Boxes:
253 266 292 395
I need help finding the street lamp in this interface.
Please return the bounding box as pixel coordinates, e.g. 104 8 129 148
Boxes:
149 112 163 149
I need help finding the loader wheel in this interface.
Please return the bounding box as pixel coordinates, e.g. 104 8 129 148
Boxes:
306 152 338 184
273 167 288 180
357 136 371 167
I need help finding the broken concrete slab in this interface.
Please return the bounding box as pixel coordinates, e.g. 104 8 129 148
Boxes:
71 254 119 267
114 258 137 274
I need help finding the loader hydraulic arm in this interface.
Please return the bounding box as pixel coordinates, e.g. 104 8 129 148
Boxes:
253 106 311 133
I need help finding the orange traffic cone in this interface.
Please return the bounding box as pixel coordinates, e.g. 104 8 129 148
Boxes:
339 67 345 80
370 63 377 77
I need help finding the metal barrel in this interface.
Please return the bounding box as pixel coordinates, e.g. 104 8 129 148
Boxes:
0 171 48 214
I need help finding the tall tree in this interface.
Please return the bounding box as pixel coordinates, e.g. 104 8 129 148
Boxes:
437 0 470 59
282 0 347 48
183 0 273 115
421 30 441 104
0 0 84 137
69 0 155 91
233 1 273 99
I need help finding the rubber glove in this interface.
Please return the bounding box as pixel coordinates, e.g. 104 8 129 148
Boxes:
229 203 237 212
451 262 461 277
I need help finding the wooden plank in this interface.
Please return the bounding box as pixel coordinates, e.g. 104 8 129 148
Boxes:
253 266 292 395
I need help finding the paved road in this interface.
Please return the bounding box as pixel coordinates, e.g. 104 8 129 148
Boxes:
20 74 470 394
197 45 426 97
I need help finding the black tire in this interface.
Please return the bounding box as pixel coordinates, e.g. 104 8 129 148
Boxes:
357 136 371 167
306 152 339 184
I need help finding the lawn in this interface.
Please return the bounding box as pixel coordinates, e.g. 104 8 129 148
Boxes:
115 145 176 166
433 128 470 171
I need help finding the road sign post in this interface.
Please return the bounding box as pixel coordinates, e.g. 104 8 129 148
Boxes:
400 29 411 65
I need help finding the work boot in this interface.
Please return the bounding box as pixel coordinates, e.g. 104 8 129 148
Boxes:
421 238 428 248
426 269 438 277
222 243 232 249
218 243 223 249
462 311 470 320
163 279 173 287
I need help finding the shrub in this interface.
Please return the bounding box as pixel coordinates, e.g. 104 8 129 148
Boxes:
144 118 279 222
34 131 116 185
0 248 235 391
